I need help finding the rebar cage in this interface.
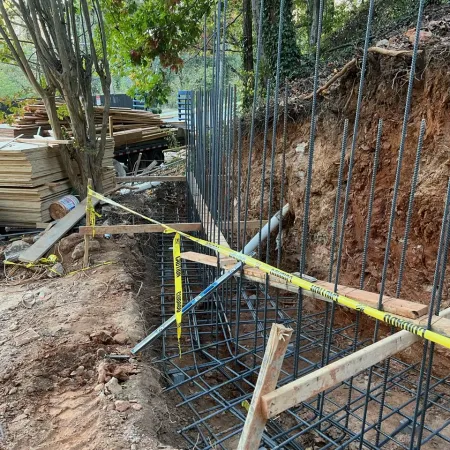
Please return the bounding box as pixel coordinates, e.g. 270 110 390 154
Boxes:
151 0 450 448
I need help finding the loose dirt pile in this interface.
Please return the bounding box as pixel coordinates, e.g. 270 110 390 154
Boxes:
0 217 184 449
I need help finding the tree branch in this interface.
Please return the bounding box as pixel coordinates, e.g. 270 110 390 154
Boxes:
0 4 44 96
301 58 357 100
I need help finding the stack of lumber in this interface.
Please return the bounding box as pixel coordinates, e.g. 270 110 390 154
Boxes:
0 137 116 225
97 107 163 129
102 137 115 166
0 181 72 225
0 140 71 224
102 167 116 192
0 103 164 137
3 102 170 150
0 123 40 139
100 137 115 192
0 141 66 188
112 127 172 147
15 104 69 128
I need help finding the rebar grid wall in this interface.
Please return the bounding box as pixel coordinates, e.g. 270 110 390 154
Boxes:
154 0 450 448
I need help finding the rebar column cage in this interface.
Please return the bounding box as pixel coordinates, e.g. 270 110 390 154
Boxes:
151 0 450 448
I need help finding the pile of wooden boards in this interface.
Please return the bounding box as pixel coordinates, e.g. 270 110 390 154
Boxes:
0 141 71 225
101 138 115 193
0 141 66 187
0 181 72 225
100 107 163 130
0 123 40 139
13 102 164 130
112 127 172 148
106 108 175 150
0 103 62 138
0 102 169 150
0 137 115 226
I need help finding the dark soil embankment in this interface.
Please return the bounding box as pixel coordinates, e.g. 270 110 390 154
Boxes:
239 10 450 371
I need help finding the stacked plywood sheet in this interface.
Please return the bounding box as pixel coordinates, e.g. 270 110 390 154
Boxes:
0 181 72 225
102 168 116 192
0 140 69 224
0 141 66 187
0 123 40 139
98 137 115 193
102 137 115 166
0 137 116 226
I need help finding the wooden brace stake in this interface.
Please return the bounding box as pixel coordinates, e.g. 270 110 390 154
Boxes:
261 306 450 419
83 178 92 269
237 324 293 450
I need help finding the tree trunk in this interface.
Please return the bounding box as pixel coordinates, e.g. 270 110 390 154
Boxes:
251 0 261 40
1 0 111 199
61 85 105 197
310 0 320 46
242 0 254 109
262 0 301 80
41 92 84 195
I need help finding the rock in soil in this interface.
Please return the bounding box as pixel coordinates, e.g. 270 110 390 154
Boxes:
14 328 40 347
114 400 130 412
72 239 100 260
3 240 31 262
105 377 122 395
59 232 84 253
113 333 129 345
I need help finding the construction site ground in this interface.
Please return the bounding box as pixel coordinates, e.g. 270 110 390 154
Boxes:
0 208 186 450
2 6 450 448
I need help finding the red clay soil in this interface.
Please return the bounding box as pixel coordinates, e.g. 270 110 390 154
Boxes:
238 17 450 373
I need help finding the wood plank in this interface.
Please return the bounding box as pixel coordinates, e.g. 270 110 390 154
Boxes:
237 324 293 450
311 279 428 318
180 251 428 320
19 197 99 263
79 222 202 235
261 306 450 420
83 179 92 268
116 176 186 183
236 266 427 320
181 251 219 266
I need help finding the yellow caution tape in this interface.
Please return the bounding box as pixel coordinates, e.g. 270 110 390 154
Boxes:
86 183 101 237
87 188 450 350
40 254 58 264
4 256 115 277
173 233 183 356
65 261 116 276
241 400 250 412
4 254 60 274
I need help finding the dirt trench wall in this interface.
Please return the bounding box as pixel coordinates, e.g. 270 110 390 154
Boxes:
240 52 450 310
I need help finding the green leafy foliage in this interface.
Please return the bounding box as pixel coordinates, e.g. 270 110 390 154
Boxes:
56 104 70 121
0 97 33 125
130 70 172 108
0 63 32 98
262 0 302 80
102 0 212 105
163 53 242 108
